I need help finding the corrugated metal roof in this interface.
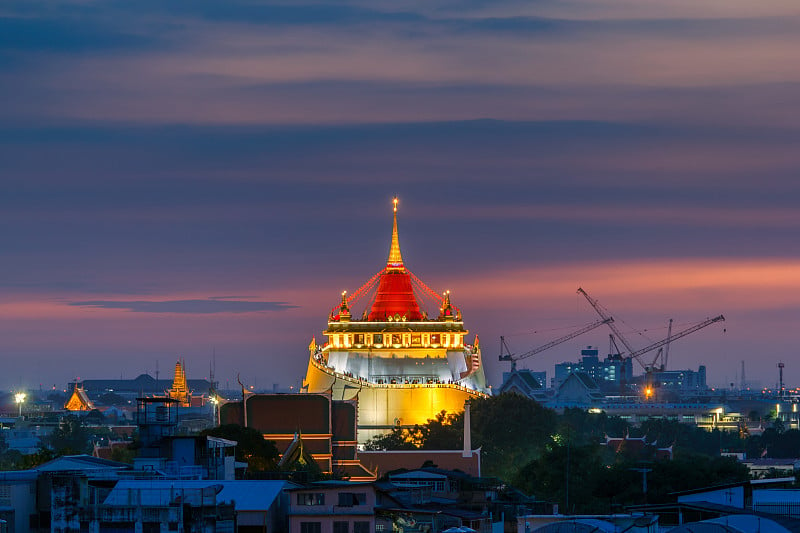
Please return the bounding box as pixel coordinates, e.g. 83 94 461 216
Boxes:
104 480 294 511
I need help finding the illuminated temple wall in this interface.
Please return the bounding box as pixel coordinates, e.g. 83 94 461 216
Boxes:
304 353 486 442
325 350 470 383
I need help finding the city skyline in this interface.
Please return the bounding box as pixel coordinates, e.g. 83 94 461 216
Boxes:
3 0 800 390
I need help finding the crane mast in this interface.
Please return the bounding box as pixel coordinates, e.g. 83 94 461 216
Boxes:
499 318 613 372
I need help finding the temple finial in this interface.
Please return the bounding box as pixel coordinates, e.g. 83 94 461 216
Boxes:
387 197 404 267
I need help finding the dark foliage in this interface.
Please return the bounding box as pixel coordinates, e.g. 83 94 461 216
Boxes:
200 424 280 471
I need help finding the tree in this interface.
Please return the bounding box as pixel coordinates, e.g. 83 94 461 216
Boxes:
513 439 607 514
199 424 280 471
43 415 92 455
365 394 559 480
470 393 558 480
363 410 463 451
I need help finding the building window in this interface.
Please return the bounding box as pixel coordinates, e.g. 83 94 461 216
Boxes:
376 525 386 532
297 493 325 506
354 522 370 533
301 523 322 533
354 334 364 345
373 334 383 345
338 492 367 507
392 334 402 345
334 522 349 533
430 334 440 344
412 334 421 346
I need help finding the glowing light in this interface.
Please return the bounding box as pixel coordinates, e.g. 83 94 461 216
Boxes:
588 408 603 414
14 392 26 417
644 387 653 398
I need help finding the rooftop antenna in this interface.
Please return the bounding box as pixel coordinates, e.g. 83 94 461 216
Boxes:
210 347 216 388
155 360 160 382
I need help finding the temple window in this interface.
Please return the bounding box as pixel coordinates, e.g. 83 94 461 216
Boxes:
412 334 421 346
392 334 402 345
430 334 440 345
373 334 383 345
354 334 364 345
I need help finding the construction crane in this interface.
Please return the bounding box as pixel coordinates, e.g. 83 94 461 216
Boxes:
627 314 724 367
640 315 725 396
646 319 673 374
577 288 724 371
577 288 638 359
499 318 613 372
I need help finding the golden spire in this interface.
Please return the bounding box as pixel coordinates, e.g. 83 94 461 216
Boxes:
387 197 404 268
339 290 351 321
172 360 187 393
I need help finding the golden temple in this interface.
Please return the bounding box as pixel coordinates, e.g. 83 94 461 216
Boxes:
302 198 490 442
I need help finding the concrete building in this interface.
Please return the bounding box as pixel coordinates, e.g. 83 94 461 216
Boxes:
553 347 633 392
0 470 38 533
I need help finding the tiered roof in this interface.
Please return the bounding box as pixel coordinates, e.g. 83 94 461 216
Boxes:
331 198 460 325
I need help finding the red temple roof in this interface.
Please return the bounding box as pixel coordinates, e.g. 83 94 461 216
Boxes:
367 268 422 321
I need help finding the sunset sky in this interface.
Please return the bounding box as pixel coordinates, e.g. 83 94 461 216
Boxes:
3 0 800 391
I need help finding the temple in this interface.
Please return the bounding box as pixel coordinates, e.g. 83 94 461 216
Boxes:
64 382 94 412
303 198 491 442
167 359 192 407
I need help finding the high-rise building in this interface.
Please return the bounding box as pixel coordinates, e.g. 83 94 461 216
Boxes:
553 346 633 391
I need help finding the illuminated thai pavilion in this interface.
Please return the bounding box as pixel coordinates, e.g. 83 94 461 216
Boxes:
303 199 490 442
64 382 94 411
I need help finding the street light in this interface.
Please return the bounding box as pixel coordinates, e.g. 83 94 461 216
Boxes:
14 392 26 417
209 396 219 426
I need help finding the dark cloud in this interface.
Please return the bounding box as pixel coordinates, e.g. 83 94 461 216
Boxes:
68 298 297 314
0 15 160 52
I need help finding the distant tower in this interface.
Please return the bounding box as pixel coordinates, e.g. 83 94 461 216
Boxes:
740 360 746 390
167 359 192 406
778 361 785 397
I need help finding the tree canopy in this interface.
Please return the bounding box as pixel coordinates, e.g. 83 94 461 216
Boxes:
199 424 280 472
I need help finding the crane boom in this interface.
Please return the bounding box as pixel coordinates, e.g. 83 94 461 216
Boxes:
499 318 613 371
577 288 639 360
628 315 725 363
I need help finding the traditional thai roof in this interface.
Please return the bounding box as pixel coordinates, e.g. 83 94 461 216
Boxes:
64 382 94 411
327 198 464 325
